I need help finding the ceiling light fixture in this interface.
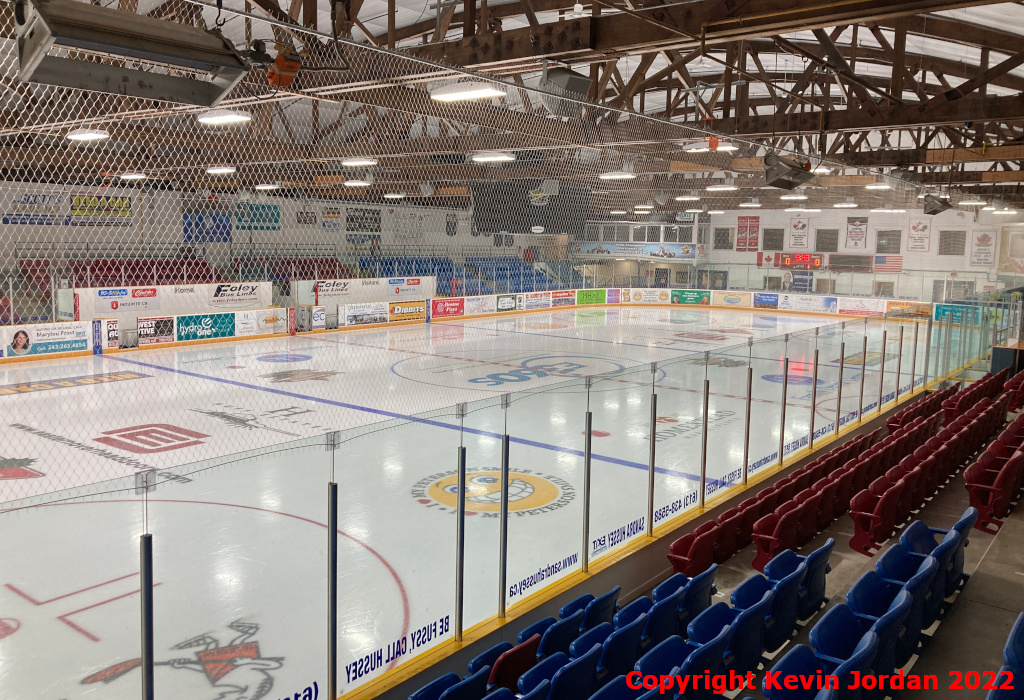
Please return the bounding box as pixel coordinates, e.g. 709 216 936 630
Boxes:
685 208 704 213
341 157 378 167
197 109 251 125
118 172 147 180
634 204 654 210
812 165 830 174
779 194 808 200
834 200 858 208
255 182 282 190
206 165 236 175
384 192 406 199
471 151 516 163
865 182 891 190
430 81 505 102
345 178 372 187
739 198 761 208
708 209 725 214
706 179 737 191
609 210 627 215
598 170 636 180
66 127 110 142
993 208 1018 215
675 193 700 201
959 199 987 206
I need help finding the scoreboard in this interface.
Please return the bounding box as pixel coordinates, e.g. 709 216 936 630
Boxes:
779 253 825 270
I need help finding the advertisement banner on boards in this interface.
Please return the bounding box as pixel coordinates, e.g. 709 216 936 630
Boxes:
294 305 326 332
778 294 839 314
837 297 887 317
175 313 235 342
93 286 161 314
138 316 175 345
389 301 427 322
624 289 671 304
341 302 388 326
524 292 551 310
464 295 496 316
496 294 520 312
576 289 607 305
4 322 90 358
753 293 779 309
235 308 287 336
551 290 577 307
887 300 932 316
431 298 465 318
605 288 621 304
101 319 119 349
712 291 752 308
297 276 437 305
671 289 710 305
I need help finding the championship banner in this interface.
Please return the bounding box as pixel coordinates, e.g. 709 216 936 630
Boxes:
908 219 931 252
846 217 868 249
789 218 809 249
737 216 760 252
970 228 996 267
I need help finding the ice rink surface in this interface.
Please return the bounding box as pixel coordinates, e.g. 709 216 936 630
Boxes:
0 306 926 699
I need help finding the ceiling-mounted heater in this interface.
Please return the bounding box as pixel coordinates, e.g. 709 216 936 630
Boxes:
538 61 592 117
14 0 249 106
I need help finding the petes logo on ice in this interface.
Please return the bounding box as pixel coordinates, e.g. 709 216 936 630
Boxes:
210 284 259 306
412 469 574 516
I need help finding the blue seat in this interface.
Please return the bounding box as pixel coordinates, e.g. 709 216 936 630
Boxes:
597 614 647 683
877 543 947 627
409 673 460 700
438 665 489 700
635 635 690 677
1006 613 1024 669
569 623 613 659
848 559 937 666
615 588 685 651
734 564 807 652
765 539 834 620
674 624 731 700
690 592 773 676
519 617 557 644
588 675 644 700
810 608 881 698
467 641 511 675
652 574 689 602
520 680 551 700
549 642 601 700
987 666 1023 700
828 633 878 700
901 509 978 596
678 564 718 633
579 587 621 631
519 654 567 695
537 610 584 659
486 689 514 700
849 590 912 677
763 645 828 700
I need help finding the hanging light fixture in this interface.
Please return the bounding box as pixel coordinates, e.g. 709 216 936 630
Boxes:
206 165 236 175
341 157 378 167
598 170 636 180
471 151 516 163
197 109 251 125
739 198 761 208
118 172 147 180
66 127 110 142
430 81 505 102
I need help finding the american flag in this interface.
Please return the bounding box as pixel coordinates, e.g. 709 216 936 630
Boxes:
874 255 903 272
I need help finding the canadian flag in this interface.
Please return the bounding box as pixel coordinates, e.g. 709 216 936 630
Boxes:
757 252 780 268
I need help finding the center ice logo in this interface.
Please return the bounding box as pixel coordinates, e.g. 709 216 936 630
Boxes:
413 469 574 515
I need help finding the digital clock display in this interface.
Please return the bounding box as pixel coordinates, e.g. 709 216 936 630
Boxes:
780 253 824 270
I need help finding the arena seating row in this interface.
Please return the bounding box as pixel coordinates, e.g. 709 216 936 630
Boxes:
667 432 876 576
886 386 957 434
465 256 559 293
990 613 1024 700
943 369 1008 423
1004 372 1024 413
965 409 1024 532
19 257 222 291
761 508 978 700
234 257 351 280
850 396 1005 555
359 256 469 294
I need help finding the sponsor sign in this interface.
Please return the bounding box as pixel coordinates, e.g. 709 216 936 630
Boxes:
4 322 90 357
296 277 436 305
846 217 868 249
295 305 326 332
606 288 621 304
3 192 61 225
524 292 551 310
551 290 577 307
625 289 671 304
934 303 975 324
886 300 932 315
431 298 465 318
576 242 696 259
389 301 426 322
970 228 996 267
66 195 132 226
576 289 607 305
297 210 318 225
496 294 519 312
94 286 161 314
670 290 710 305
342 302 389 326
778 294 838 314
137 316 175 345
837 297 887 317
101 318 119 349
209 283 262 308
322 207 342 231
182 212 231 243
234 202 281 231
908 219 931 252
236 308 288 336
712 291 752 307
175 313 235 341
0 371 148 396
465 295 496 315
753 293 779 309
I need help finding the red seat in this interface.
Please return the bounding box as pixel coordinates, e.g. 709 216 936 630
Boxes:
751 506 802 572
812 477 840 530
488 634 541 690
965 455 1024 533
831 468 857 516
794 489 822 545
735 498 761 549
715 508 743 563
668 522 719 577
848 481 906 556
